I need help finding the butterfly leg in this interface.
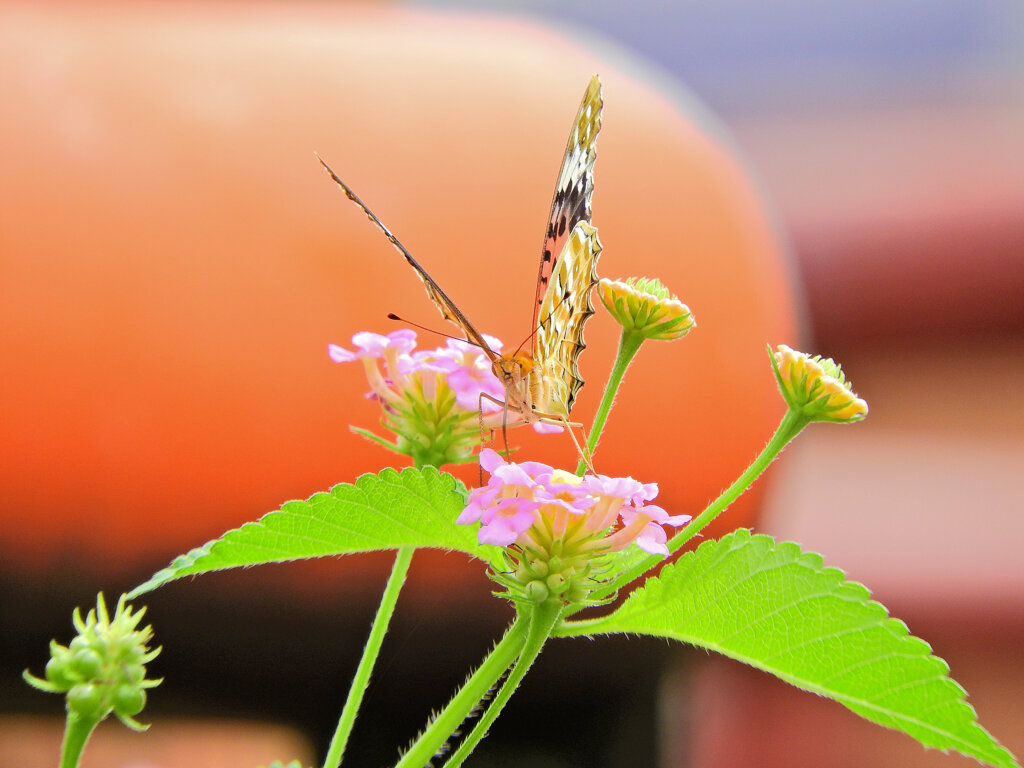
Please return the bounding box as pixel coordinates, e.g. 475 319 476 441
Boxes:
530 411 595 474
476 392 492 485
476 397 594 473
564 418 596 474
479 392 516 461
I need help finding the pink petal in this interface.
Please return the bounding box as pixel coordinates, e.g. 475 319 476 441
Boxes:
517 461 554 480
635 523 670 556
350 331 391 357
532 422 563 434
458 485 501 525
328 343 357 363
478 448 505 474
634 503 669 524
478 519 521 546
493 462 539 487
477 497 537 544
447 366 504 411
384 329 418 354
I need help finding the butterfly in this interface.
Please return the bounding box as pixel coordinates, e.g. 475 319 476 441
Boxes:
320 75 603 461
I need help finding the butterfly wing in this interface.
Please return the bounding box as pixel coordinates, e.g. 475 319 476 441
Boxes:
531 221 603 419
533 75 603 334
318 156 499 361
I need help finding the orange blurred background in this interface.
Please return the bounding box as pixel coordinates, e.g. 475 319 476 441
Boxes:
2 2 1022 767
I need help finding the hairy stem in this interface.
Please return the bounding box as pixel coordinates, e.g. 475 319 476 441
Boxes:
576 329 645 475
60 712 100 768
394 615 530 768
442 601 563 767
579 409 808 607
323 546 415 768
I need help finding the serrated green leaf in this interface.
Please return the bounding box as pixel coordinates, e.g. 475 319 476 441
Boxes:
128 467 491 598
574 530 1017 768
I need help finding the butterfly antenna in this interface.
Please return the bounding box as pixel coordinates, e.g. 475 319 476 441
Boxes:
320 152 502 364
317 154 416 258
386 313 489 352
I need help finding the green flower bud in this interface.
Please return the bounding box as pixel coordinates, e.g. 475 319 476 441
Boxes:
524 580 550 603
71 648 104 680
44 656 75 690
24 593 161 730
114 684 147 717
769 344 868 423
68 683 104 718
545 573 568 595
598 277 695 341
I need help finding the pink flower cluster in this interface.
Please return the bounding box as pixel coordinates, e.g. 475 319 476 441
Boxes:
459 449 691 557
329 330 521 466
330 329 505 415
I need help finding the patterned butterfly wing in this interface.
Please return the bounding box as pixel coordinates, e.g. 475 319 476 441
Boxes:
531 221 603 419
533 75 603 334
321 75 604 428
318 156 499 362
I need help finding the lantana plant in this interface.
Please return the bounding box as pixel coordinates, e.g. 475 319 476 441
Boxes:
26 268 1018 768
26 132 1016 768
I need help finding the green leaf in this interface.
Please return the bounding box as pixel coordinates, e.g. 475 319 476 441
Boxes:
572 530 1017 768
128 467 490 598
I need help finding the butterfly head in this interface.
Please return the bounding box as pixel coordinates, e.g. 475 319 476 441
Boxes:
492 353 534 386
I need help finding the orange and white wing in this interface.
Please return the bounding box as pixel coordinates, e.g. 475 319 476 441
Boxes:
318 156 499 362
533 75 603 334
531 221 602 419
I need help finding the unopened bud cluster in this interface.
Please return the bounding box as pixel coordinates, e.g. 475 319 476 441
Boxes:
24 594 161 729
598 276 695 341
770 344 868 423
496 539 607 607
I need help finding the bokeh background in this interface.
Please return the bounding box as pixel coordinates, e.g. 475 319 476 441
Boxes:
2 2 1022 767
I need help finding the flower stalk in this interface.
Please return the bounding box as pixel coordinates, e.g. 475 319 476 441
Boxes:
441 600 564 768
58 713 100 768
578 277 695 474
580 408 808 607
576 328 644 474
576 343 868 609
322 546 415 768
393 615 530 768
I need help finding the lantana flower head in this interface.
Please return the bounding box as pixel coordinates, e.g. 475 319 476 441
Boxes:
770 344 868 423
23 594 161 731
460 449 691 604
598 276 695 341
329 330 513 467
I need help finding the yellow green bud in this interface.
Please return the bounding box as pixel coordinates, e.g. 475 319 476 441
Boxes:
598 277 695 341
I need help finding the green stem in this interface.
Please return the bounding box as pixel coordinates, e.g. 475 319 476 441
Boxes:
60 712 100 768
322 546 415 768
576 330 645 475
580 409 808 607
394 614 530 768
441 601 563 768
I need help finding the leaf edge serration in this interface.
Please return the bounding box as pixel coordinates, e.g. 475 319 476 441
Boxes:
127 466 484 599
580 529 1018 768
